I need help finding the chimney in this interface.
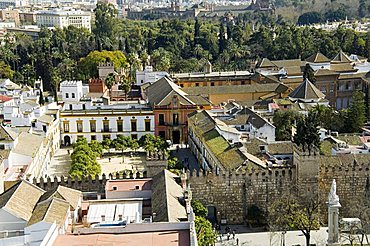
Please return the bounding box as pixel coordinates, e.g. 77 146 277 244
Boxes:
204 60 212 74
180 172 187 189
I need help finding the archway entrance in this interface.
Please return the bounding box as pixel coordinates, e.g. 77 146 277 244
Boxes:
207 205 217 226
64 135 71 146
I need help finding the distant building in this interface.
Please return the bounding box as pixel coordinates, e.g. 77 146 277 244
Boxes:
144 76 211 144
136 66 168 86
59 80 154 145
0 9 20 26
35 9 91 30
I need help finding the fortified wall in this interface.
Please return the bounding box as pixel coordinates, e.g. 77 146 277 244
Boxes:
188 147 370 225
30 171 148 195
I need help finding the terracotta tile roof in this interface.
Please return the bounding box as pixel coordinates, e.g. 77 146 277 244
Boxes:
306 52 330 63
28 197 69 226
40 185 82 211
182 83 288 95
146 77 194 106
331 51 353 63
0 125 18 141
288 78 325 100
258 58 276 68
0 180 45 221
151 170 187 222
0 95 12 102
330 63 358 73
314 69 339 76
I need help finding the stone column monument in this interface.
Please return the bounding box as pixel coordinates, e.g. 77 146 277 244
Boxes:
327 179 341 246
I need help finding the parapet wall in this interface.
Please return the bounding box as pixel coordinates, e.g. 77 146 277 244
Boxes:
188 152 370 225
30 171 148 194
188 167 295 224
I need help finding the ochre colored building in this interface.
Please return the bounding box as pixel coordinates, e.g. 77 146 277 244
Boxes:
144 77 211 144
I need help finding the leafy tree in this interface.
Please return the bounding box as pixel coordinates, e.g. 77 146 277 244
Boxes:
89 140 103 157
347 91 366 132
112 135 131 161
102 138 112 152
69 137 101 178
104 73 115 97
192 200 207 217
268 189 320 246
298 12 323 25
94 2 117 47
303 64 316 83
130 139 140 154
293 111 320 153
167 156 179 169
0 61 14 79
39 90 44 105
79 50 128 79
51 67 61 102
120 75 131 100
195 216 217 246
273 110 302 141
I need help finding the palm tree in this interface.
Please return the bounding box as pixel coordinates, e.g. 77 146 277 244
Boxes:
139 51 149 69
58 58 76 80
127 53 141 82
104 73 115 98
120 75 131 100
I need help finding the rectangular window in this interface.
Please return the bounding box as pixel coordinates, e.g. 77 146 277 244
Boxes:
103 120 109 132
173 113 179 125
131 134 138 139
131 120 137 132
42 125 47 133
77 121 83 133
90 121 96 132
145 120 151 131
72 93 75 98
117 120 123 132
91 135 96 141
195 83 199 87
63 122 69 133
83 104 86 110
0 145 4 150
211 82 215 86
69 104 72 110
158 114 164 125
103 135 110 140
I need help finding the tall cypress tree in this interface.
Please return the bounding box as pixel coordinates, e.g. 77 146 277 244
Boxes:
218 21 226 54
347 91 366 132
194 18 200 47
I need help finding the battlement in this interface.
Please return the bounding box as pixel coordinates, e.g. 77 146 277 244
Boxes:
28 171 148 193
187 166 295 181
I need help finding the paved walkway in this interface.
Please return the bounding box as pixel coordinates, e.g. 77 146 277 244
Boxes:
46 147 72 177
170 144 200 171
215 227 328 246
97 154 146 174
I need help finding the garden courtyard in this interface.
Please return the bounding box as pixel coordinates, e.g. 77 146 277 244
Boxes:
47 147 148 178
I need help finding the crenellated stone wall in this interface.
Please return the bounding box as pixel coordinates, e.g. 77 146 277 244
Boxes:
187 167 295 224
188 147 370 225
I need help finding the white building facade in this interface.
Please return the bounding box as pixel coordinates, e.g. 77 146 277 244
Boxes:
136 66 169 86
35 9 91 30
59 80 155 145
